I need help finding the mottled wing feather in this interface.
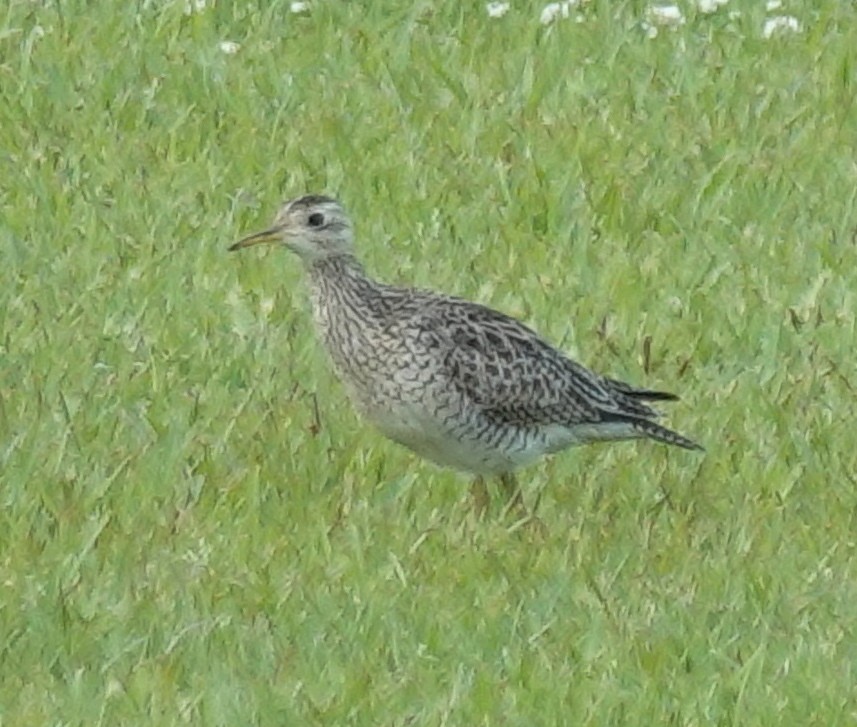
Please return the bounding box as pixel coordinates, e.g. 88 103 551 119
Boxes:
411 295 658 428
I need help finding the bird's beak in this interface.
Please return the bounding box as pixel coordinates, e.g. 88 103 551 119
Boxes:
228 226 282 252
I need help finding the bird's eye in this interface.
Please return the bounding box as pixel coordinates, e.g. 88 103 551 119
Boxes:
308 212 325 227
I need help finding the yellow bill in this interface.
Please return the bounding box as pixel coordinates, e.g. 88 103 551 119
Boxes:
228 227 281 252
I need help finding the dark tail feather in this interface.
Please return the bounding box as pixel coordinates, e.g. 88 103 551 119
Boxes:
605 377 679 402
631 418 704 451
600 377 700 450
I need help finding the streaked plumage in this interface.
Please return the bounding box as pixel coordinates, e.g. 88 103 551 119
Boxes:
230 195 702 510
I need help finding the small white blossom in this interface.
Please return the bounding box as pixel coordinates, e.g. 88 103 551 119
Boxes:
219 40 240 55
486 2 510 18
290 1 309 12
184 0 207 15
540 1 578 25
642 21 659 38
763 15 801 38
648 4 685 26
697 0 728 13
765 0 783 11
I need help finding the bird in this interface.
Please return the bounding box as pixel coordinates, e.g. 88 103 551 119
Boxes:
229 194 702 516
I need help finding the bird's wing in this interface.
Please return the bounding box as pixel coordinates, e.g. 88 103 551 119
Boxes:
409 295 660 428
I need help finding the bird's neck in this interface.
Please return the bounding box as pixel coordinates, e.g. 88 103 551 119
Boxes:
306 254 373 292
305 255 381 318
304 255 388 374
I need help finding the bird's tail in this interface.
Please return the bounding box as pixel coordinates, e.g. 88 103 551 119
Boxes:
605 377 679 402
629 418 704 451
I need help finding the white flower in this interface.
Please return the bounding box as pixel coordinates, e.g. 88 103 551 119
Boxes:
648 4 685 26
183 0 207 15
290 1 309 13
765 0 783 11
486 2 510 18
642 21 659 38
540 1 578 25
219 40 240 55
763 15 800 38
698 0 728 13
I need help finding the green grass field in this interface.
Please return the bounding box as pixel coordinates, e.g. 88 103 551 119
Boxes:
2 1 856 724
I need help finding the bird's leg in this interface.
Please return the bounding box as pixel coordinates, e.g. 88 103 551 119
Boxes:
499 472 527 518
500 473 546 535
469 475 490 518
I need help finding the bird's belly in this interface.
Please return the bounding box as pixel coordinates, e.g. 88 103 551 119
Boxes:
351 393 540 475
368 407 513 474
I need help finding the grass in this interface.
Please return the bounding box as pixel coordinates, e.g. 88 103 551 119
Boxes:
1 0 856 723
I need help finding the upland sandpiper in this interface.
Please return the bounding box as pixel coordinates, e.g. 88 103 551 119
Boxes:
230 195 702 513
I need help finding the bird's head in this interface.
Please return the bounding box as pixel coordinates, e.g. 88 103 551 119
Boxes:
229 195 355 263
